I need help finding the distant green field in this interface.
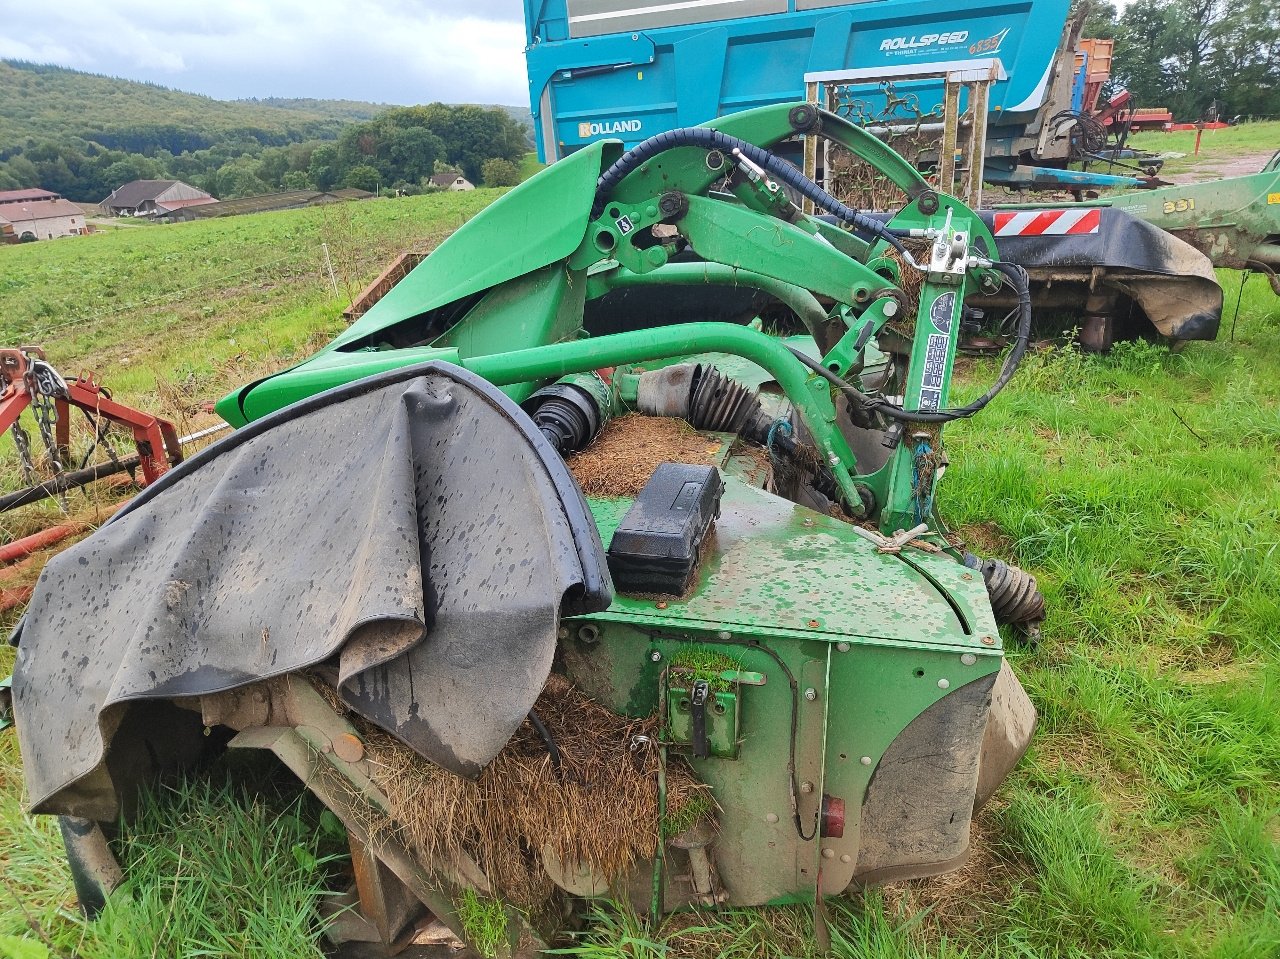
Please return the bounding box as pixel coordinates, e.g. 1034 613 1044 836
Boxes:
1127 120 1280 177
0 190 497 408
0 190 500 539
520 151 546 181
0 155 1278 959
1128 120 1280 160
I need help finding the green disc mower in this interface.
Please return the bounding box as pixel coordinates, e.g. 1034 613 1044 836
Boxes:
11 103 1046 953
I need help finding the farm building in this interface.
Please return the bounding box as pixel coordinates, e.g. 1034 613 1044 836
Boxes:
153 197 219 217
0 197 87 241
164 188 375 222
429 173 474 191
0 188 62 207
100 180 213 217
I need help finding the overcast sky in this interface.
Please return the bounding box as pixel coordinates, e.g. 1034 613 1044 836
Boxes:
0 0 531 107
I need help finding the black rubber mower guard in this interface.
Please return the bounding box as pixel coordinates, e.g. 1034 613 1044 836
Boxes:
11 361 613 820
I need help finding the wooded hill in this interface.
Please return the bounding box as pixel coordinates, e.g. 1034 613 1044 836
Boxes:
0 61 388 152
0 60 534 202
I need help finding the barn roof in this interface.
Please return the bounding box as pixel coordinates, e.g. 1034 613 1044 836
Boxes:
102 180 179 207
0 188 61 205
0 199 84 221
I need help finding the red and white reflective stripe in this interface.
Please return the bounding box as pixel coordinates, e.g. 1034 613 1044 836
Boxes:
992 208 1101 236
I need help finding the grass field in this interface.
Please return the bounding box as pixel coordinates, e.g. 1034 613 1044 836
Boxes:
0 190 499 542
1125 120 1279 177
1127 120 1279 161
0 147 1277 958
520 151 546 181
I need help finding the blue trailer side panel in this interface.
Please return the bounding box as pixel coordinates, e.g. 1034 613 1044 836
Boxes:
525 0 1073 162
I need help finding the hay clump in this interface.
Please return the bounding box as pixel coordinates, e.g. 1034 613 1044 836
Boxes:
878 241 933 335
568 414 723 497
828 139 936 211
334 674 713 910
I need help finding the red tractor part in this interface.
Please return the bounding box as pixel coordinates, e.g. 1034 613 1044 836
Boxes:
0 503 126 567
0 585 33 615
0 347 181 487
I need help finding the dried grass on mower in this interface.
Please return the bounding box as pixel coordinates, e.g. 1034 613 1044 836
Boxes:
883 242 931 325
568 414 723 498
316 673 712 910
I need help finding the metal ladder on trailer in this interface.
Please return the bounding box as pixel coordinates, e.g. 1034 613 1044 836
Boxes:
803 58 1006 208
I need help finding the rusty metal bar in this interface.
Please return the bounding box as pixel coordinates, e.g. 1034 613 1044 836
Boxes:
802 80 821 216
0 458 137 512
0 422 229 513
938 79 961 195
965 73 993 207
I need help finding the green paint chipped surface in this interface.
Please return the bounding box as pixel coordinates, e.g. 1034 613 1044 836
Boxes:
586 478 1001 653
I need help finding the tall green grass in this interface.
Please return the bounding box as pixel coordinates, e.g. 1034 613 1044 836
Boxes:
0 184 1277 958
0 753 343 959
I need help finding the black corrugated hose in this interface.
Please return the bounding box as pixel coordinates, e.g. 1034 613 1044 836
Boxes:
591 125 911 255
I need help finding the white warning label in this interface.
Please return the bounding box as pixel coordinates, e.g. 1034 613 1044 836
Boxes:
919 333 949 411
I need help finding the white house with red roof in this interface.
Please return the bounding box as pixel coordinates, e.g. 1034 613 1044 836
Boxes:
0 188 87 241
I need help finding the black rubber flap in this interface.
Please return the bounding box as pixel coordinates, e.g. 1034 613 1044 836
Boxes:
854 208 1222 340
607 463 723 595
11 362 611 818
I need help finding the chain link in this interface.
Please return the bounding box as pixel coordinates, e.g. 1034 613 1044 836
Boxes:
25 359 69 513
10 421 36 487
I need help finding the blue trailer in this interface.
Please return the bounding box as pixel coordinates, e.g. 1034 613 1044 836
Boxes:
522 0 1149 190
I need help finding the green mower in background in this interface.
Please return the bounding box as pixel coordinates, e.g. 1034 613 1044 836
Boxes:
1105 148 1280 294
16 103 1047 954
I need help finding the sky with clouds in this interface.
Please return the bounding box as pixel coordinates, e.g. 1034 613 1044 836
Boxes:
0 0 532 107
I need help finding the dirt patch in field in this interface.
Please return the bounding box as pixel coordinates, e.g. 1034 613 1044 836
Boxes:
1156 635 1256 686
567 414 724 497
1037 731 1152 829
1177 662 1254 685
1148 632 1242 675
952 520 1015 557
1169 151 1276 184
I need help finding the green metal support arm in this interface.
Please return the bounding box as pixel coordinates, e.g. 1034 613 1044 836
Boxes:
588 263 831 337
463 322 862 509
675 196 894 307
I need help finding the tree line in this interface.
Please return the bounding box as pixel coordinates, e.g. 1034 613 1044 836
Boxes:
0 103 529 202
1084 0 1280 121
0 61 531 202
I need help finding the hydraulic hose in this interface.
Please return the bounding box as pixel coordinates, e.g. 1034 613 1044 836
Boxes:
788 261 1033 424
592 126 910 255
591 122 1032 420
527 708 564 772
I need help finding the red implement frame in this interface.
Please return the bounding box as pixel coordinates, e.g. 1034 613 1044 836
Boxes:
0 347 182 486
